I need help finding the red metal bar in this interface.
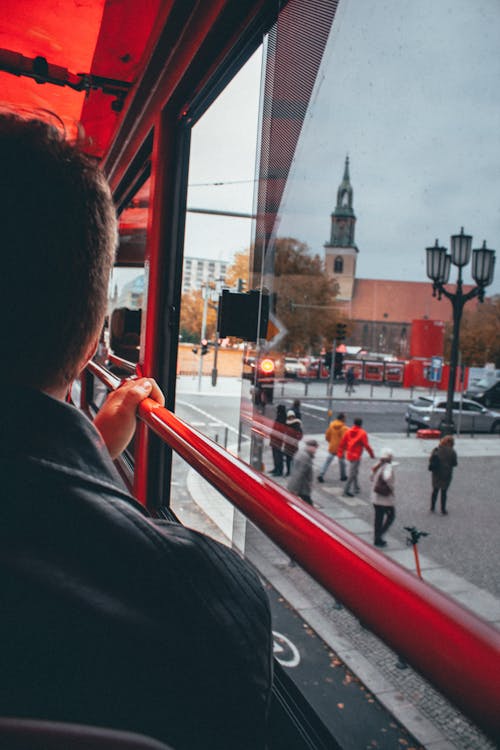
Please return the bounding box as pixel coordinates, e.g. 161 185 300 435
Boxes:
107 354 136 374
85 362 500 742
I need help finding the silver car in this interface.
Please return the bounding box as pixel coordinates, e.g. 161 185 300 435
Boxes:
405 396 500 434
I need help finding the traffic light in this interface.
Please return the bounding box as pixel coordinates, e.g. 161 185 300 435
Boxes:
201 338 209 355
255 357 275 405
336 322 347 341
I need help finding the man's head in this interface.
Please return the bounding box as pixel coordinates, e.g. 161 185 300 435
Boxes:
305 439 319 455
337 412 345 422
354 417 363 427
0 113 117 392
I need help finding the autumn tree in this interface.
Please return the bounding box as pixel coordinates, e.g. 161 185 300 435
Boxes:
179 290 217 343
446 294 500 366
272 237 341 354
224 248 250 291
223 238 344 352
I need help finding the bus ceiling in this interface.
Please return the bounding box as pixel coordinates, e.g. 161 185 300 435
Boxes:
0 0 163 159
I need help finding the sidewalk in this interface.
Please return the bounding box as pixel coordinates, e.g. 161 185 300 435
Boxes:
177 374 478 404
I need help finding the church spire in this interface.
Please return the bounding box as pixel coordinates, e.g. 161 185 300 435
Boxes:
323 157 358 302
343 155 350 181
335 155 354 217
329 156 356 246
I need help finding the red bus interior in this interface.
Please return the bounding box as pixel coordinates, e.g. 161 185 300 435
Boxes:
1 1 499 748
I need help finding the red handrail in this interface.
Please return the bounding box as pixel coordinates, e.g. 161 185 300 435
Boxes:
87 362 500 742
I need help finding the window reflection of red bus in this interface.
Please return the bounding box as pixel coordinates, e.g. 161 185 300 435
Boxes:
363 362 384 382
384 362 405 384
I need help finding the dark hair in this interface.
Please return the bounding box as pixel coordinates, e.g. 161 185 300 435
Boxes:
0 114 117 389
276 404 287 422
354 417 363 426
337 413 345 421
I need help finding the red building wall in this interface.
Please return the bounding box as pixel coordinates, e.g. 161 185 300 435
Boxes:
410 319 445 358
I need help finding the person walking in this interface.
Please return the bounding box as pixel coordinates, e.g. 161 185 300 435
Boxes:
371 448 396 547
429 435 458 515
338 417 375 497
287 440 319 505
283 409 303 476
345 366 356 395
317 412 348 483
291 398 302 420
269 403 287 476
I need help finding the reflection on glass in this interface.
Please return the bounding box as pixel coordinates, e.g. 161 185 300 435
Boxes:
108 178 150 364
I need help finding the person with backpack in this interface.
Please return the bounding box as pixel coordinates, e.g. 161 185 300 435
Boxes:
370 448 396 547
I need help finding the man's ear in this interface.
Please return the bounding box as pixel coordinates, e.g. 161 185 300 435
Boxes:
79 335 99 374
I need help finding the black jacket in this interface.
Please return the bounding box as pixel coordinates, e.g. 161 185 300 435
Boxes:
0 388 272 750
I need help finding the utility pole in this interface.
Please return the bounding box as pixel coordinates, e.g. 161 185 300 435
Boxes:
327 337 337 418
197 283 209 392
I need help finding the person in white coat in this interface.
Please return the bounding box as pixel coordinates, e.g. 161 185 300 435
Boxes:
370 448 396 548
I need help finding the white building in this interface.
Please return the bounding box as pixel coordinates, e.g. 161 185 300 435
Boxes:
182 257 228 293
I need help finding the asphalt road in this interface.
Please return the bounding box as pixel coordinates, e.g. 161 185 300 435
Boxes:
175 392 410 436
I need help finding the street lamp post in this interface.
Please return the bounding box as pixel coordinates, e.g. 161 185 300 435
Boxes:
426 228 496 434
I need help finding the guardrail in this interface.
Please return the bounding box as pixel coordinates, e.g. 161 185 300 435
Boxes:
87 360 500 744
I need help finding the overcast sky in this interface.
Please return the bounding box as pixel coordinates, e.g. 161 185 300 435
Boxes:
182 0 500 294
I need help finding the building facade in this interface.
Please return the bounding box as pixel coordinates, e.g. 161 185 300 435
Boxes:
182 257 228 293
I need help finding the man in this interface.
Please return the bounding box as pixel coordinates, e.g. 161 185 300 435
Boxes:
337 417 375 497
317 412 348 483
370 448 396 547
287 439 319 505
0 115 272 750
345 366 356 395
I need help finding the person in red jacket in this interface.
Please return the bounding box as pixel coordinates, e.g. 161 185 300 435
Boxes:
337 417 375 497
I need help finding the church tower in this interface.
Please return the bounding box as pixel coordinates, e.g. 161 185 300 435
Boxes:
324 156 358 300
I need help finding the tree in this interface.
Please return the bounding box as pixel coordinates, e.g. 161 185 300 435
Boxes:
179 290 217 343
223 237 344 352
448 294 500 366
224 248 250 290
272 237 341 353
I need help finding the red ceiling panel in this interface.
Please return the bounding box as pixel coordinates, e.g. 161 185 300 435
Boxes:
0 0 162 156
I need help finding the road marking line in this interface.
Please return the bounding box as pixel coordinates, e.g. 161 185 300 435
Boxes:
177 399 240 435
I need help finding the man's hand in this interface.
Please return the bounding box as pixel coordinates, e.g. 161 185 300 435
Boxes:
94 378 165 459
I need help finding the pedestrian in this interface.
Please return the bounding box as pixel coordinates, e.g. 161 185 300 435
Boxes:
283 409 303 476
345 366 356 395
287 439 319 505
371 448 396 547
338 417 375 497
429 435 458 515
269 403 287 476
292 398 302 420
317 412 348 483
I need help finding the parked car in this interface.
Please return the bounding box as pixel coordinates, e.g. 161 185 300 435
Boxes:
405 396 500 434
465 378 500 409
284 357 307 378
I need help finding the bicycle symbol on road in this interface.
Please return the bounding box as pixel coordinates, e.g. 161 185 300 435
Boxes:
272 631 300 667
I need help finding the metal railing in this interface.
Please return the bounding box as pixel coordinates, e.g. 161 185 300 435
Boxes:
87 360 500 744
